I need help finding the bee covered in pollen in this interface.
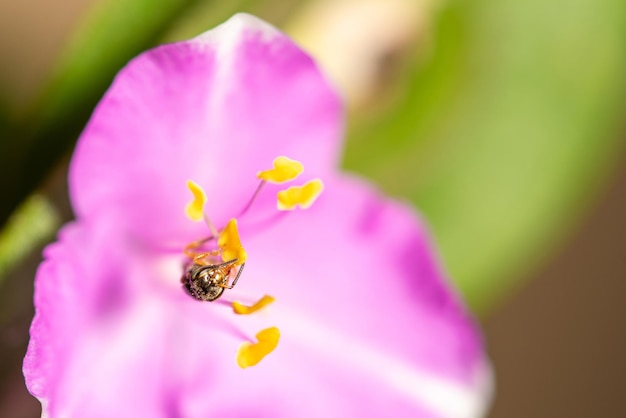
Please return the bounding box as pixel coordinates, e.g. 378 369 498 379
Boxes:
182 234 246 302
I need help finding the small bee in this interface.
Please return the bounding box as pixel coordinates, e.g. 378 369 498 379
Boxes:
182 218 246 302
183 257 245 302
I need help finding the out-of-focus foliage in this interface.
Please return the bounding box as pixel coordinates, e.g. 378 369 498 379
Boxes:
0 196 59 280
344 0 626 312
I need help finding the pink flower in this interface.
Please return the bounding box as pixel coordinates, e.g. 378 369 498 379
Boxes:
24 14 491 418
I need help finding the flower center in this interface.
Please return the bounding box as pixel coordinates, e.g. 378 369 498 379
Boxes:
180 156 323 368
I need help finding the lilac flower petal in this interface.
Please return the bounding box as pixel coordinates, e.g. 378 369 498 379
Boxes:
70 14 342 246
238 175 492 416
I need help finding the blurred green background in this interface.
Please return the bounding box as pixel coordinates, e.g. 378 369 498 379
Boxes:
1 0 625 416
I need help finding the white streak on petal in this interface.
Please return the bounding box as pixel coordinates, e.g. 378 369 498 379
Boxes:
285 310 493 418
192 14 282 119
193 13 280 46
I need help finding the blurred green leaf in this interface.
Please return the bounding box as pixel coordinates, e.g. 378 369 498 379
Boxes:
345 0 626 313
0 195 59 282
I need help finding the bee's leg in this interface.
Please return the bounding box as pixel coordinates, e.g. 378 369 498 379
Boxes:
183 236 216 259
229 263 246 288
192 250 220 266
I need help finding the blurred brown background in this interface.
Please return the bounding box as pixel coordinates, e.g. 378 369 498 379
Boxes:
486 155 626 417
1 0 625 417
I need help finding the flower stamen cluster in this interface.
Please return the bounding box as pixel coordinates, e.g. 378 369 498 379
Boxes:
182 156 323 368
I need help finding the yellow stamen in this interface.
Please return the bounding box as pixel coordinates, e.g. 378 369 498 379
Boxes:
218 219 247 264
257 156 304 183
237 327 280 369
232 295 275 315
277 179 324 211
185 180 207 222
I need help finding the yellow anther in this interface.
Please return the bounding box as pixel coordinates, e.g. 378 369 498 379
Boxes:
185 180 207 222
232 295 275 315
257 156 304 184
236 327 280 369
277 179 324 211
218 219 247 264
